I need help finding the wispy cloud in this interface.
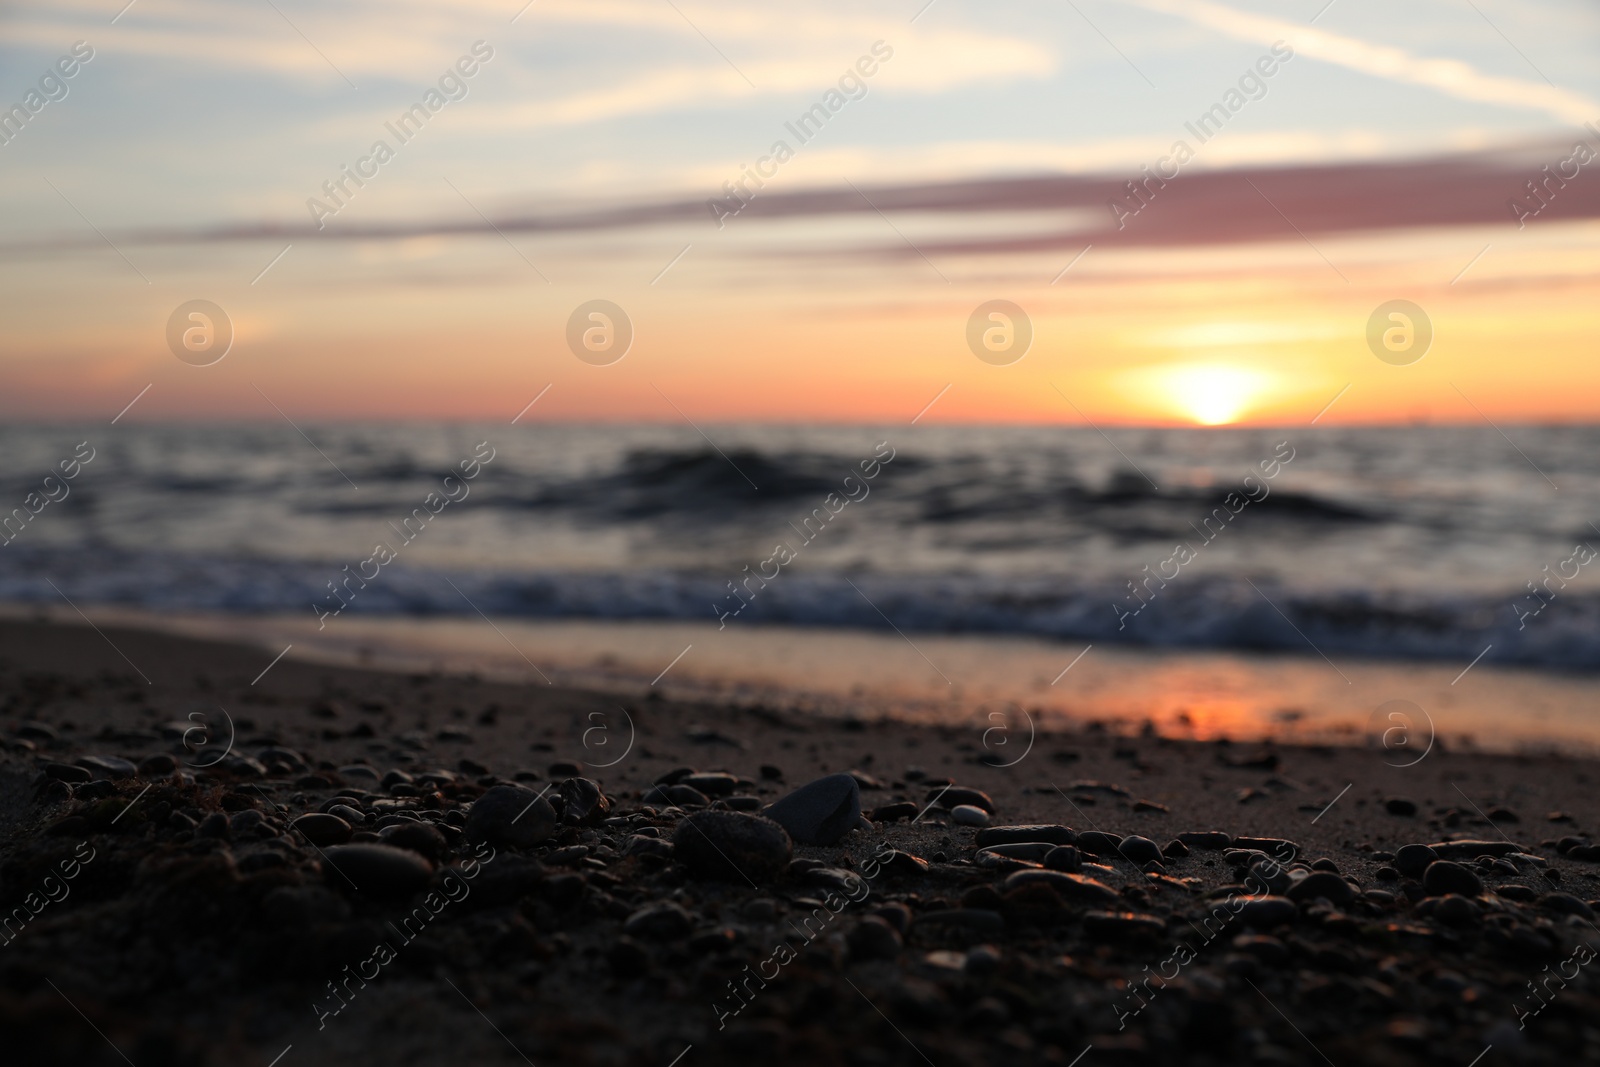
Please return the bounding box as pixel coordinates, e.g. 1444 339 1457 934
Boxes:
1130 0 1599 124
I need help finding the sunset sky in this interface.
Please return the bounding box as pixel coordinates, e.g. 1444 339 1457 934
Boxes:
2 0 1598 426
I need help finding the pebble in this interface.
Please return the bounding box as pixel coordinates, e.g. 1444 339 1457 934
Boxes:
1384 797 1418 816
1395 843 1438 878
1536 893 1595 920
928 786 994 814
877 850 929 875
673 811 792 882
848 916 904 960
977 842 1056 862
1248 861 1293 895
1232 836 1298 860
623 902 692 939
1236 896 1297 928
915 909 1006 934
951 805 990 827
137 753 177 777
1074 831 1124 856
464 784 558 848
78 756 138 779
42 762 92 783
1044 846 1081 872
1082 911 1165 939
964 945 1002 975
557 777 610 824
322 843 434 898
975 825 1076 847
1434 894 1481 926
1176 831 1232 850
1422 860 1484 898
229 809 264 835
764 774 861 846
1118 835 1162 865
197 812 230 839
378 821 448 861
1429 840 1522 859
1286 871 1354 905
1233 934 1289 966
683 772 739 796
1162 839 1190 859
1002 870 1119 906
328 803 367 826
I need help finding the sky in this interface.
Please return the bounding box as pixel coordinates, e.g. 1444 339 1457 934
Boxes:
1 0 1598 426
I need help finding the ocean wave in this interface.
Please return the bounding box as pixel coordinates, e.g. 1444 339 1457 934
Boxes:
2 545 1597 671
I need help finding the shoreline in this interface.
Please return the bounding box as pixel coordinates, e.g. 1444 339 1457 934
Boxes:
1 617 1598 1065
4 603 1598 756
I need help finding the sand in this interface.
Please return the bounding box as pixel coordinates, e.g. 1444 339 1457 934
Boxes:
1 618 1597 1066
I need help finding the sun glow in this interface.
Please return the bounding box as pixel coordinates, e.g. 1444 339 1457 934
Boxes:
1122 363 1277 425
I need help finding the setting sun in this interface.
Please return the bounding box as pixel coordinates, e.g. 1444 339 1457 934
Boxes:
1120 363 1277 425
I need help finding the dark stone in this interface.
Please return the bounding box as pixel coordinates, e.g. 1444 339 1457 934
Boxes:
465 784 558 848
975 825 1076 847
1395 843 1438 878
607 937 650 977
848 916 904 960
1287 871 1354 905
1434 894 1481 925
1232 837 1297 860
722 795 762 812
1163 839 1190 859
1536 893 1595 920
42 762 92 783
78 755 138 779
1119 835 1162 865
764 773 861 846
928 786 994 814
624 902 693 939
1002 870 1119 906
197 811 230 839
1075 831 1124 856
1236 896 1297 928
322 843 434 898
1044 846 1081 872
378 821 449 861
1429 840 1523 859
915 908 1007 934
229 809 264 835
1384 797 1418 816
138 753 177 777
978 842 1055 862
1233 934 1289 966
557 777 610 824
683 772 739 796
1176 831 1232 849
673 811 792 882
623 834 675 859
877 850 929 875
1422 860 1484 898
759 764 784 780
688 927 738 955
1082 911 1165 939
870 802 918 822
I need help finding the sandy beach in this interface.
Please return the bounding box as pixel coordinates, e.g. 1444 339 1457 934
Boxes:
2 617 1597 1067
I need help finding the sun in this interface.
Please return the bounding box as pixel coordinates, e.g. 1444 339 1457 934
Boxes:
1122 363 1276 426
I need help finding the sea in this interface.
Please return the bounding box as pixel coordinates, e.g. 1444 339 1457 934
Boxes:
3 421 1597 751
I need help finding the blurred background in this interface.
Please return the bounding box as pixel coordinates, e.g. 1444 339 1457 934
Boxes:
3 0 1599 748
